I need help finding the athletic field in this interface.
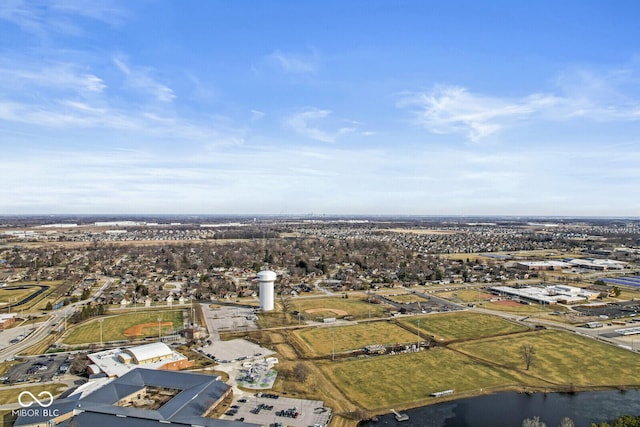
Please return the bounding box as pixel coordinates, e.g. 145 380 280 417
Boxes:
63 310 183 345
292 321 418 357
399 311 529 342
293 297 388 320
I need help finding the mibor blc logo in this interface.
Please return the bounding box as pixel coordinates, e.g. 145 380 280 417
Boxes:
12 390 59 419
18 391 54 408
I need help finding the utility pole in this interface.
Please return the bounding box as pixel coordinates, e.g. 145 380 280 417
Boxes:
98 318 104 346
331 327 335 361
417 318 421 350
158 317 162 340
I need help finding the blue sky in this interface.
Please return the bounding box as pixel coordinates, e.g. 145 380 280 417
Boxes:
1 1 639 216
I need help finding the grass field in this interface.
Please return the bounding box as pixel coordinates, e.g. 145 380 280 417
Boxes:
322 348 532 411
0 384 67 405
292 321 419 357
480 300 559 314
385 293 429 304
319 326 640 413
294 297 388 320
452 329 640 387
0 285 41 305
64 310 183 344
399 312 530 342
0 281 63 313
438 289 485 303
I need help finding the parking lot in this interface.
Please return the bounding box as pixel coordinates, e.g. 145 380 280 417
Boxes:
208 305 258 332
200 338 274 363
574 300 640 320
1 354 71 384
221 393 332 427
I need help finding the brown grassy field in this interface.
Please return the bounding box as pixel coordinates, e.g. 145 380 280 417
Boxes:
452 329 640 387
322 348 532 411
295 297 389 320
291 321 419 357
317 327 640 413
384 293 429 304
399 311 530 342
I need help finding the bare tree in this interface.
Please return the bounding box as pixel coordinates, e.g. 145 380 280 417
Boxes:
521 343 536 370
279 291 292 314
353 408 371 421
522 416 546 427
293 362 310 382
558 417 575 427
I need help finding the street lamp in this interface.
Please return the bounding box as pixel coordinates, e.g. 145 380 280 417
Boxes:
158 317 162 340
417 318 421 350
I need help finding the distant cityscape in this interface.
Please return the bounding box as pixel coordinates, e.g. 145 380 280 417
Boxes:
1 216 640 426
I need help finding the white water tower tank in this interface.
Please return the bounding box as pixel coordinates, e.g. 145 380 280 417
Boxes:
257 270 276 311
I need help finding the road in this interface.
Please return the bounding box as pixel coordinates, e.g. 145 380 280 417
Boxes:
0 277 115 361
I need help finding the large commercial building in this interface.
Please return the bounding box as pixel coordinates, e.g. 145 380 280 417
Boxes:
88 342 193 377
14 368 260 427
516 261 571 271
491 284 600 305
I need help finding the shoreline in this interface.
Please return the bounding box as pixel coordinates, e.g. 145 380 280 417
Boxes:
345 384 640 427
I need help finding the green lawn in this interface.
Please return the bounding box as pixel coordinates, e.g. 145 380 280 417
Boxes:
399 311 529 342
0 285 41 305
292 321 419 357
320 327 640 412
64 310 183 345
323 348 531 411
452 329 640 387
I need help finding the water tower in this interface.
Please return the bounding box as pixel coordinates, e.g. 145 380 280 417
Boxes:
257 270 276 311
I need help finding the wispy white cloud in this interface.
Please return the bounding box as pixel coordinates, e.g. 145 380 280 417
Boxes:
0 62 106 93
250 110 265 122
399 85 560 141
50 0 128 25
0 0 127 37
268 50 318 73
284 108 357 143
113 56 176 103
400 66 640 141
0 98 246 146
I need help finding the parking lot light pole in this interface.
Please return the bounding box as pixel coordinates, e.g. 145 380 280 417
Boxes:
98 318 104 346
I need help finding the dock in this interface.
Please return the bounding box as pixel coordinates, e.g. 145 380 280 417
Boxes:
391 409 409 422
430 389 454 398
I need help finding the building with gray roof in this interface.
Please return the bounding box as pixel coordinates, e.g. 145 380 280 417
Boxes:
15 368 260 427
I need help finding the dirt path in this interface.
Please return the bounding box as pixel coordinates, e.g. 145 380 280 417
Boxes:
124 321 173 336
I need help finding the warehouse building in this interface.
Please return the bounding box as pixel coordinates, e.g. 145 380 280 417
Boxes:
118 342 173 364
516 261 571 271
491 284 600 305
88 342 193 378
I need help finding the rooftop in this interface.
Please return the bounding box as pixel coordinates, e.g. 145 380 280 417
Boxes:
16 368 260 427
